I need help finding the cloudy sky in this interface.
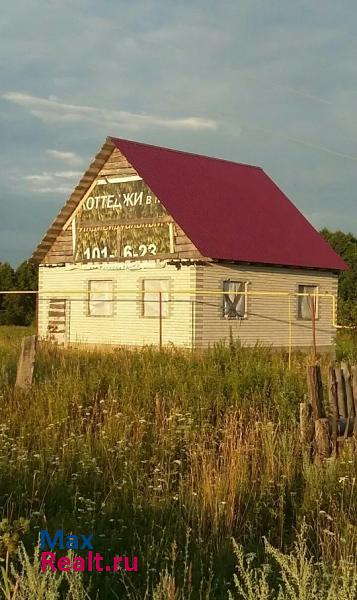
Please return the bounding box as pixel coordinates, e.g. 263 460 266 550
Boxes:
1 0 356 266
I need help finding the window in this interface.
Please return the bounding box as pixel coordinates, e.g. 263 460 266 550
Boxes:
223 280 247 319
88 280 114 316
297 285 318 320
142 279 169 317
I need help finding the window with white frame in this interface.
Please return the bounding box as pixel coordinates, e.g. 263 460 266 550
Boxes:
223 280 247 319
142 279 169 318
88 280 114 316
297 284 318 320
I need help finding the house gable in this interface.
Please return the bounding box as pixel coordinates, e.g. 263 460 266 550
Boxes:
32 136 347 271
33 141 202 265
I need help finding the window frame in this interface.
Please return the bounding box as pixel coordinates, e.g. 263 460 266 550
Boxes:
222 280 249 320
297 284 319 321
141 278 170 319
87 279 114 318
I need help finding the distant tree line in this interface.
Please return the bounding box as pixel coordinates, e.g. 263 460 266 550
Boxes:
0 261 38 326
320 229 357 326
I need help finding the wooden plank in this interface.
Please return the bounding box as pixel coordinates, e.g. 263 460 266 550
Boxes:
328 366 338 454
175 243 197 253
177 250 203 258
175 235 194 245
307 365 325 419
45 249 73 255
341 362 354 440
314 418 331 461
100 167 136 174
352 365 357 438
299 402 314 444
48 310 66 318
341 362 355 418
47 237 72 246
48 243 72 249
335 366 347 418
15 336 37 391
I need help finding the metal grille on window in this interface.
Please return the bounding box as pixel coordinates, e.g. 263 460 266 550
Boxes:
223 281 246 319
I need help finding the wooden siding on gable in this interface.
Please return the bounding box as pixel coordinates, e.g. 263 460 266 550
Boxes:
43 228 73 264
98 147 138 178
41 145 202 265
174 225 202 258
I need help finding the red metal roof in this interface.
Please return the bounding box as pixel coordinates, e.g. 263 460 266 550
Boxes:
110 137 347 271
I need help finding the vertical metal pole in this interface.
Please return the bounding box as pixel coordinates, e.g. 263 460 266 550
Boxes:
159 291 162 349
191 298 194 351
310 294 317 361
332 294 337 327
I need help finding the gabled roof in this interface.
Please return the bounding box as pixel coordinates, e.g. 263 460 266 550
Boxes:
110 138 346 271
32 136 347 271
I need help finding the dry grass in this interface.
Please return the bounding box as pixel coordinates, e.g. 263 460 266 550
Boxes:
0 329 355 598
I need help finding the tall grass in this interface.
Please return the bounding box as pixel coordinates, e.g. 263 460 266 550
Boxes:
0 329 355 598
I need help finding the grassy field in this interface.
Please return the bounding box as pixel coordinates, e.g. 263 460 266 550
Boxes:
0 328 356 598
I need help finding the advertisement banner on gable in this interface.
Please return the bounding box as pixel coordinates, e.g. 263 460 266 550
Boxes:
74 179 173 261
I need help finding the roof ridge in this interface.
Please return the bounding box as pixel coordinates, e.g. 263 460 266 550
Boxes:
109 136 262 171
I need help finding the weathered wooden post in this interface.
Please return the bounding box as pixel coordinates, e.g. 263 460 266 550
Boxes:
341 362 355 418
328 366 338 455
299 401 314 461
307 365 325 419
15 335 37 391
306 365 333 460
299 402 314 445
303 362 357 460
315 418 331 462
335 365 347 418
341 362 354 440
352 365 357 438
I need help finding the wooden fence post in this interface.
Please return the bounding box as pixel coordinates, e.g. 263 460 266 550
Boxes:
341 362 355 419
299 402 314 445
307 365 325 420
304 362 357 460
341 362 353 439
335 365 347 418
352 365 357 438
315 418 331 461
15 335 37 391
328 366 338 455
